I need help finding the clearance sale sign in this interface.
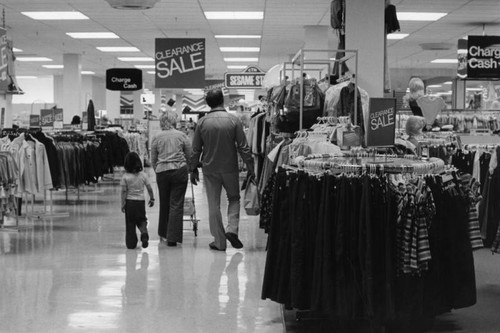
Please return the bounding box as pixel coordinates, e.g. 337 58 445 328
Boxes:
155 38 206 88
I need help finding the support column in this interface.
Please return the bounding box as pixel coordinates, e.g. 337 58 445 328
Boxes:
1 95 13 128
175 93 183 116
454 79 466 110
345 0 385 98
133 90 143 121
303 26 330 81
62 54 82 123
105 90 120 121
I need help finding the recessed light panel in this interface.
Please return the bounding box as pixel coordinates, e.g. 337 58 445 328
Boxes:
67 32 119 39
134 65 155 69
81 71 95 75
431 59 458 64
397 12 447 21
215 35 261 39
43 65 64 68
220 47 260 52
387 33 409 40
17 76 37 79
205 12 263 20
17 57 53 62
118 57 154 62
13 48 23 52
224 58 258 62
227 65 247 69
22 11 89 20
97 47 140 52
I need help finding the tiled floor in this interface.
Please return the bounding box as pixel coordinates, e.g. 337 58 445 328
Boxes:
0 171 283 333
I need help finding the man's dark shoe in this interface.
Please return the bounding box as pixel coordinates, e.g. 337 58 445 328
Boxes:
167 241 177 247
209 242 226 251
225 232 243 249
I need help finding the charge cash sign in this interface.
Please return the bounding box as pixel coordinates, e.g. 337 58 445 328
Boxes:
111 77 137 90
155 42 205 78
468 45 500 69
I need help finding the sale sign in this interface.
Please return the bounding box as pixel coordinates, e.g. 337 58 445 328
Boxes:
53 108 63 129
366 98 397 147
40 109 54 130
155 38 205 88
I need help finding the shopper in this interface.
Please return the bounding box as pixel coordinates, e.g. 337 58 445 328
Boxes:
121 152 155 249
190 88 255 251
151 111 192 247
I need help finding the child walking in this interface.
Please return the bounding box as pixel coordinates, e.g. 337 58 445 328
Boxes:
121 152 155 249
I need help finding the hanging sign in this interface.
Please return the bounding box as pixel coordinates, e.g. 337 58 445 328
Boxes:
53 108 63 129
29 115 40 127
205 79 229 95
0 28 9 92
465 35 500 79
40 109 54 130
155 38 206 89
224 66 265 89
366 98 397 147
106 68 143 91
140 93 155 105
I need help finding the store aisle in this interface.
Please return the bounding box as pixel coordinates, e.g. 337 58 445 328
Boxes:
0 171 283 333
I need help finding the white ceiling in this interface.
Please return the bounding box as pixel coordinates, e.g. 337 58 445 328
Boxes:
2 0 500 88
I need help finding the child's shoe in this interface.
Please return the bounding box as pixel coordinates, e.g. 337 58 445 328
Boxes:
141 233 149 248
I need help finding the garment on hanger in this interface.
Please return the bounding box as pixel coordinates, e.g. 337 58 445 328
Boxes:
417 95 446 127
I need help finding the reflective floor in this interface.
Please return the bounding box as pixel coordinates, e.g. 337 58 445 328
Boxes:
0 171 283 333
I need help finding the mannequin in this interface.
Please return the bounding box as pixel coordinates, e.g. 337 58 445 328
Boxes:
407 77 425 117
405 116 425 156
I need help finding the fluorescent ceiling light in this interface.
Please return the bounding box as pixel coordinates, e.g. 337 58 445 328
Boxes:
147 71 155 74
134 65 155 69
205 11 263 20
118 57 154 62
184 89 204 95
67 32 119 39
431 59 458 64
43 65 64 68
215 35 261 39
427 85 442 88
227 65 247 69
467 88 483 91
97 46 140 52
81 71 95 75
220 47 260 52
397 12 447 21
17 76 37 79
443 81 452 84
21 11 89 20
17 57 53 62
387 33 409 40
13 47 22 52
224 57 258 62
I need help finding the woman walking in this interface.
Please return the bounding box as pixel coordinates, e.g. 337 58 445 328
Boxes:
151 111 193 247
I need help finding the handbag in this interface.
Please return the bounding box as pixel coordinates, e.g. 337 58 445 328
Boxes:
243 179 260 216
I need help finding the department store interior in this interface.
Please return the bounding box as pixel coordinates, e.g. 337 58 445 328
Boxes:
1 1 500 332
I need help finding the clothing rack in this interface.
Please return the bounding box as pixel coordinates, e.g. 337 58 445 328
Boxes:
293 154 445 175
287 48 358 130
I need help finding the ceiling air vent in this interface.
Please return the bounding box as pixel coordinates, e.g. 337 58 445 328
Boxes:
104 0 160 10
420 43 454 51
